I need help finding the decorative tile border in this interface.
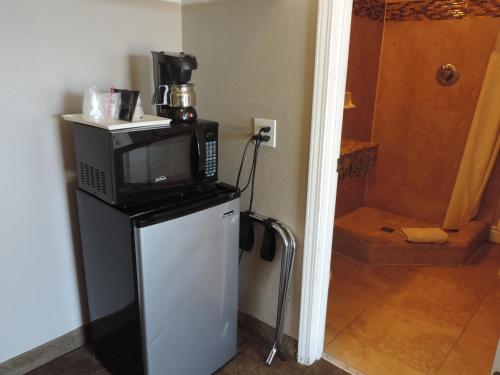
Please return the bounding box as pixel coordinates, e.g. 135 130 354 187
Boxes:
352 0 500 21
337 139 378 182
385 0 500 21
353 0 386 21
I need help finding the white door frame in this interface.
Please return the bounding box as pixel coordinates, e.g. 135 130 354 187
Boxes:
297 0 353 365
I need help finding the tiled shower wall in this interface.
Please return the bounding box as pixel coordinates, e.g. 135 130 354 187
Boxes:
335 5 384 218
363 1 500 224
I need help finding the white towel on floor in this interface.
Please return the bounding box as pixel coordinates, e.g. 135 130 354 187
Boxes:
400 228 449 244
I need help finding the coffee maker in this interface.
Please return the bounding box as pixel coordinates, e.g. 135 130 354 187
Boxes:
152 51 198 124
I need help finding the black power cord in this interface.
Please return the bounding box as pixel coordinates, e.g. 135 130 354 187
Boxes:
236 129 269 193
236 126 271 263
235 138 253 189
239 138 260 193
236 128 270 193
248 132 270 204
248 136 263 211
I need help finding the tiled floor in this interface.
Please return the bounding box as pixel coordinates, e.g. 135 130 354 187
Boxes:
324 242 500 375
29 324 348 375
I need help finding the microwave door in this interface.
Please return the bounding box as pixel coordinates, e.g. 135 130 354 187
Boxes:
115 132 197 200
122 147 152 184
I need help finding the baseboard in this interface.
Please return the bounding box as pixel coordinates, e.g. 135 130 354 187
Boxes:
0 311 298 374
238 311 298 360
0 324 90 375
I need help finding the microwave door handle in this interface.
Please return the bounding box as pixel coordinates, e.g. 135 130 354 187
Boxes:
192 130 205 179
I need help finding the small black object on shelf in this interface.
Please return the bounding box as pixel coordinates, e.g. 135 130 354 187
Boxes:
115 89 140 121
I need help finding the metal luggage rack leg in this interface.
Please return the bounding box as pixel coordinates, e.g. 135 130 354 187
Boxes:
247 212 296 366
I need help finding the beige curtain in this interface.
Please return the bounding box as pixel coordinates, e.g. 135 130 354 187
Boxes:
443 35 500 230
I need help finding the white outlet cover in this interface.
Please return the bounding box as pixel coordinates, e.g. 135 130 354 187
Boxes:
253 118 277 148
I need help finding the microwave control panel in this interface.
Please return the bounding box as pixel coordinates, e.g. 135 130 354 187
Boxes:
205 139 217 178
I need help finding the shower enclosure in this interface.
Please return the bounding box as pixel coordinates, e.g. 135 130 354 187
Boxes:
334 0 500 265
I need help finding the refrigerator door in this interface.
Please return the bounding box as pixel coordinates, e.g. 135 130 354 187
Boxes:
134 198 239 375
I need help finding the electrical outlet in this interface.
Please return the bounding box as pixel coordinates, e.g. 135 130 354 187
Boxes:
253 118 277 148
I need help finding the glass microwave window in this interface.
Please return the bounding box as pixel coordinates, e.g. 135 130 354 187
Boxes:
122 134 192 184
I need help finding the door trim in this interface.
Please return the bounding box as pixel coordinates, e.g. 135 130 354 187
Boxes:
297 0 353 365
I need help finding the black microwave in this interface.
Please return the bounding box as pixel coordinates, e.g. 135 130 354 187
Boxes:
72 120 218 206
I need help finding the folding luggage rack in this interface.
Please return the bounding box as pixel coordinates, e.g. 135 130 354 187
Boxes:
247 212 296 366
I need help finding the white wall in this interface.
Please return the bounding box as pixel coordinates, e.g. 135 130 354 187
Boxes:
182 0 317 338
0 0 181 363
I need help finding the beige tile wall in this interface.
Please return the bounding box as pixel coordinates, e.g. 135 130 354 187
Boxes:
366 17 500 224
342 15 384 141
335 175 368 218
336 15 384 218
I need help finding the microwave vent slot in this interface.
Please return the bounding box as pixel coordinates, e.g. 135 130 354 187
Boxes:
79 162 107 194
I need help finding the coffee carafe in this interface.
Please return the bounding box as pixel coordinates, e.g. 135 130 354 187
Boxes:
152 51 198 124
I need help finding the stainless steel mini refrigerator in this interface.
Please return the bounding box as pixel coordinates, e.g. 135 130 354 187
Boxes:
77 184 240 375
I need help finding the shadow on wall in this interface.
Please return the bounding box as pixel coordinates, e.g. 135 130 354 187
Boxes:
56 91 88 322
128 54 155 115
54 53 155 324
